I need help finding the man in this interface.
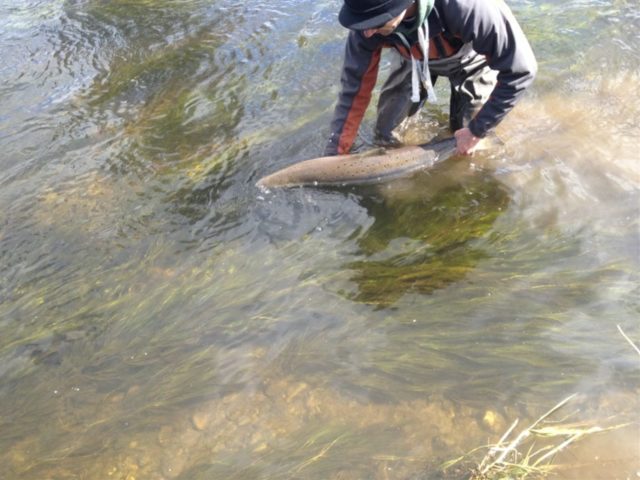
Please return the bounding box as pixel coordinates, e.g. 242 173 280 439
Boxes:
325 0 537 156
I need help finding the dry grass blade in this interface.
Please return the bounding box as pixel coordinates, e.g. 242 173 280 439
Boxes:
293 434 345 474
617 324 640 356
477 419 519 473
531 422 629 437
531 432 583 467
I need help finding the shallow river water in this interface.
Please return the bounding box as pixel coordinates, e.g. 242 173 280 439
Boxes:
1 1 639 479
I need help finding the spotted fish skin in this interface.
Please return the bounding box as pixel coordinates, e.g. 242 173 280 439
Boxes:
256 137 457 189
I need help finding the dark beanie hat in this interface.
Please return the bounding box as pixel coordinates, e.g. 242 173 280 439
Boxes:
339 0 414 30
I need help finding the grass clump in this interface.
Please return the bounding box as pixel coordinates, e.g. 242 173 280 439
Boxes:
441 394 630 480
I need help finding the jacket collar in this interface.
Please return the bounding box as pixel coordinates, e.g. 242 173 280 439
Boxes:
394 0 435 36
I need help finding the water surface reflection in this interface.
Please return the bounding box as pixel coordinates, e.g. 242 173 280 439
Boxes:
0 0 639 479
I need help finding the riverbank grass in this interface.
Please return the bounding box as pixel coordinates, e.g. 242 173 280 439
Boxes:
442 394 630 479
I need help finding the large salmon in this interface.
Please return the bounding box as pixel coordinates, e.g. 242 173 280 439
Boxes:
256 137 458 189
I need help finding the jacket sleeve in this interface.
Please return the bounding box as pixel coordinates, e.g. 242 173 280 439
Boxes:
325 31 383 155
440 0 538 138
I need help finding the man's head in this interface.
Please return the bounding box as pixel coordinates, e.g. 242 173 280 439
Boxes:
339 0 414 34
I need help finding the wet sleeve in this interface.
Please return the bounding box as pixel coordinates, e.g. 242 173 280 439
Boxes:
325 32 383 155
441 0 537 137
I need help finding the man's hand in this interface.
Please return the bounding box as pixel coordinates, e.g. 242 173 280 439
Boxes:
454 128 481 155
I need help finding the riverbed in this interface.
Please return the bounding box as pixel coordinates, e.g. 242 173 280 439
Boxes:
1 1 638 479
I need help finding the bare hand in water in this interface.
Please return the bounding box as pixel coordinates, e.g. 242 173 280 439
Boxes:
455 127 481 155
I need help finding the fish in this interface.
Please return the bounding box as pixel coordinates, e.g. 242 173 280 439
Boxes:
256 137 458 189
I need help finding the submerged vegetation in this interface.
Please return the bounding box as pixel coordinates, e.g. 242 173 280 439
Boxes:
1 0 639 479
346 174 510 307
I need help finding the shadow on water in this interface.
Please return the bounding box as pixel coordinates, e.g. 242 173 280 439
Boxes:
343 168 511 309
1 0 640 479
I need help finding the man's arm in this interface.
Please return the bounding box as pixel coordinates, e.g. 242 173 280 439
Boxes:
441 0 538 139
325 31 384 155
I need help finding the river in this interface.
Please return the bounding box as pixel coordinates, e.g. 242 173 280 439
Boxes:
0 1 638 479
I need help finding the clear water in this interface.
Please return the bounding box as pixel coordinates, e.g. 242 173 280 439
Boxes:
1 1 638 479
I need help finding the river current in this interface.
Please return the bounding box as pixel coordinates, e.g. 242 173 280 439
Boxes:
1 1 638 479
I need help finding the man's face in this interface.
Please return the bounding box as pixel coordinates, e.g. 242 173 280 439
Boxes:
362 9 408 38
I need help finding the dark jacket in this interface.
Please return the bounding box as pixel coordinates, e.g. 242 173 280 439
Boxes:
326 0 538 155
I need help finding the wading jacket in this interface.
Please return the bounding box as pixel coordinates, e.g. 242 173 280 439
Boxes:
325 0 538 155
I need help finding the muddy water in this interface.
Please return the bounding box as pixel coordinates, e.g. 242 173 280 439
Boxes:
1 1 639 479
